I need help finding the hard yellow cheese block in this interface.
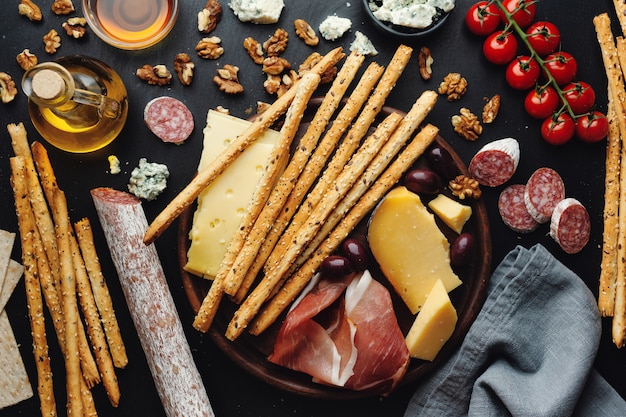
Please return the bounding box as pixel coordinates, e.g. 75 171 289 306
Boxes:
405 279 458 361
427 194 472 234
184 110 280 279
367 186 462 314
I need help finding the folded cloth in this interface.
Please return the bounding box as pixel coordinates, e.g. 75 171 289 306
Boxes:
404 244 626 417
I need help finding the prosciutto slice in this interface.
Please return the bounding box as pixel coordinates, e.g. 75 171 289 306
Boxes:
269 270 409 395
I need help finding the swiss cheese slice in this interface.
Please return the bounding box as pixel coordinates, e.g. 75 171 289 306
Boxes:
184 110 280 279
367 186 462 314
404 279 458 361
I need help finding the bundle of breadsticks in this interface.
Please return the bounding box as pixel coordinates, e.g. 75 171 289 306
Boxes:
594 3 626 348
8 123 126 416
147 46 440 341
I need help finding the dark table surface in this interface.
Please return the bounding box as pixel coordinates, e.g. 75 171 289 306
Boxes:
1 0 624 416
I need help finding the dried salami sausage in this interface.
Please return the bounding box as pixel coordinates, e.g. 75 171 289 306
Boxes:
498 184 539 233
524 167 565 223
144 96 194 144
468 138 520 187
549 198 590 254
91 187 214 417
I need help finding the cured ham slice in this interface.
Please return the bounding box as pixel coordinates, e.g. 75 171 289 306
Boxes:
269 270 409 395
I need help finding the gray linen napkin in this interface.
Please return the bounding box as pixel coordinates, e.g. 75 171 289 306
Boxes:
404 244 626 417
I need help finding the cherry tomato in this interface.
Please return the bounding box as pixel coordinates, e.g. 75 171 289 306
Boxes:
466 1 501 36
544 52 578 85
562 81 596 115
541 113 576 145
575 111 609 143
526 21 561 56
505 56 540 90
483 30 518 65
524 86 560 119
500 0 537 29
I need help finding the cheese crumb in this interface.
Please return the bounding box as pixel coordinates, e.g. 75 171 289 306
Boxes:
350 31 378 56
229 0 285 24
128 158 170 201
319 15 352 41
108 155 121 175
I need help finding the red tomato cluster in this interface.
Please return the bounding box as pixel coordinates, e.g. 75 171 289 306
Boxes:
465 0 608 145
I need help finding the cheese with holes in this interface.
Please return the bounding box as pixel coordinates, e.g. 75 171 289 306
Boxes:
405 279 458 361
428 193 472 234
184 110 280 279
367 186 461 314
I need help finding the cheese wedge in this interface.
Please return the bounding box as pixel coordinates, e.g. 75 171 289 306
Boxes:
405 279 458 361
428 193 472 234
184 110 280 279
367 186 462 313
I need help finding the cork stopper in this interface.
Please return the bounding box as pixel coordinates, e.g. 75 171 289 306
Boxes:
31 68 66 101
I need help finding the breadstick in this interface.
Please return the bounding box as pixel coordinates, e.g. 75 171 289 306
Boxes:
7 125 62 299
250 124 439 335
144 47 345 245
594 13 626 346
614 0 626 36
233 61 385 304
265 44 413 273
296 90 439 268
30 140 100 385
70 233 120 406
222 51 365 297
52 189 83 416
10 156 57 417
193 72 320 332
226 112 403 341
599 93 621 316
75 218 127 368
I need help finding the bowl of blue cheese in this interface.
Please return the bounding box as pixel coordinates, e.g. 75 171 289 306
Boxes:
363 0 454 39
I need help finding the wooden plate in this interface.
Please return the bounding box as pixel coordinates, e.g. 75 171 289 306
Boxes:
177 99 492 399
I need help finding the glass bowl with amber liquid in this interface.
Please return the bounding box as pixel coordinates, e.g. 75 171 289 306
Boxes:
22 55 128 153
83 0 179 50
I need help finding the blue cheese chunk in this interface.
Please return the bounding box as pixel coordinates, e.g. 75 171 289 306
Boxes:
128 158 170 201
319 15 352 41
229 0 284 24
350 31 378 56
371 0 455 29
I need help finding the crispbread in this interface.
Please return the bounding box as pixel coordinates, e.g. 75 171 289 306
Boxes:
0 230 15 286
0 260 23 312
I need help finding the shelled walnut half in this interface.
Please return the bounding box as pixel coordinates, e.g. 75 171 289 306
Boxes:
43 29 61 54
243 37 264 64
482 94 501 124
18 0 42 21
294 19 318 46
196 36 224 59
449 175 482 200
51 0 74 15
418 46 434 80
174 53 194 85
0 72 18 104
214 65 244 94
16 49 38 71
438 72 467 101
198 0 222 33
136 64 172 86
452 107 482 141
62 17 87 38
263 28 288 57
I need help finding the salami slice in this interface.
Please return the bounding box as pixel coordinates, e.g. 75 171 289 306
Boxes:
549 198 590 254
523 167 565 223
144 96 194 144
91 188 214 417
468 137 520 187
498 184 539 233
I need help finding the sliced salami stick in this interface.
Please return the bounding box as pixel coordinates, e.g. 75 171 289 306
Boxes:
498 184 540 233
550 198 591 254
468 137 520 187
144 97 194 144
91 188 214 417
524 167 565 224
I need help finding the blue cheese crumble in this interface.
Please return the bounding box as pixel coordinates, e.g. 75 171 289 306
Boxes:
319 15 352 41
229 0 285 24
128 158 170 201
350 31 378 56
370 0 455 29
